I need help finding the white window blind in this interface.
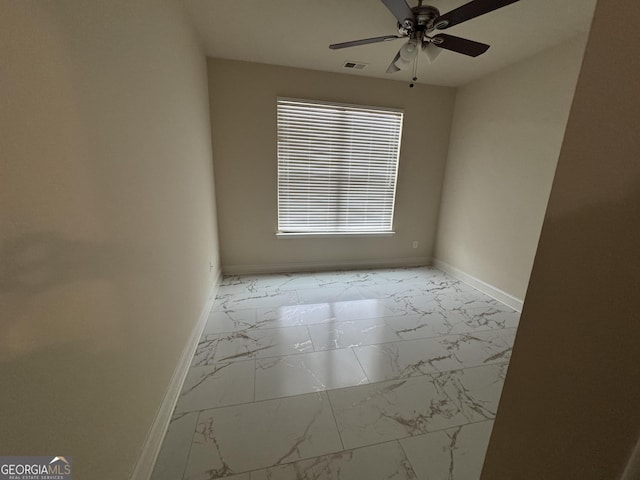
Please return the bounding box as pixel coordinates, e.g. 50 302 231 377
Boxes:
277 98 403 234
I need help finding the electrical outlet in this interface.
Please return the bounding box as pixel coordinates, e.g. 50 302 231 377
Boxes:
412 241 418 249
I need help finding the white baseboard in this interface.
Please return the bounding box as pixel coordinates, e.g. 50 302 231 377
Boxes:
223 257 432 276
130 269 222 480
432 259 524 312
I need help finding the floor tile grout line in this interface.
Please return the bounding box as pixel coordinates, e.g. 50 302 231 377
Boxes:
193 325 518 368
215 289 499 302
351 346 372 385
219 270 468 285
219 279 430 294
220 268 479 287
252 358 257 402
306 324 317 352
207 297 516 328
208 307 516 335
188 335 513 404
213 294 513 316
294 288 300 306
333 417 498 456
396 439 420 479
213 285 502 309
212 418 498 479
209 306 518 333
204 314 391 335
325 392 346 451
196 323 518 358
171 361 512 416
404 417 496 439
216 277 511 299
179 410 203 480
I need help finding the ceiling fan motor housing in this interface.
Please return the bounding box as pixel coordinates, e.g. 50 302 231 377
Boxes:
399 5 441 35
414 5 440 30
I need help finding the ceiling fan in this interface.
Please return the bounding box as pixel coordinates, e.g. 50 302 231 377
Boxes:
329 0 520 79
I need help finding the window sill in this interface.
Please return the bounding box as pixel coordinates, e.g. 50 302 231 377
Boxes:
276 232 396 239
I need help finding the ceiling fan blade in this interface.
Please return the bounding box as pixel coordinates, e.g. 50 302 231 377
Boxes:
329 35 402 50
386 52 402 73
434 0 519 30
381 0 415 25
432 34 490 57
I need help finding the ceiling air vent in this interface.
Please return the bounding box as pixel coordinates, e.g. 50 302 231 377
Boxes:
343 61 368 70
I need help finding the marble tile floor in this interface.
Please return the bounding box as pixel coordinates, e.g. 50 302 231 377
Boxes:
151 266 519 480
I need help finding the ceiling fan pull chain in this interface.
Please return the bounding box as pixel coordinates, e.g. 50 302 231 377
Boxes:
410 46 419 88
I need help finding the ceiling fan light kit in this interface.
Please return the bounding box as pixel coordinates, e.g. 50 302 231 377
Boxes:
424 42 442 63
329 0 520 86
398 40 419 65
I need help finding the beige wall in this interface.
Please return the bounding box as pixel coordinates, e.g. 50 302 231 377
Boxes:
434 36 588 300
208 58 455 273
481 0 640 478
0 1 218 478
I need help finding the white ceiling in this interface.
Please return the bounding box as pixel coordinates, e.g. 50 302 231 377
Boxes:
184 0 597 87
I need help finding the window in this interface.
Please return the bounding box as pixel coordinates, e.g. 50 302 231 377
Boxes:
277 98 403 235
